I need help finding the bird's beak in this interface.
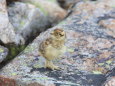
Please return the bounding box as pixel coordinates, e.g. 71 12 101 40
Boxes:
50 32 54 35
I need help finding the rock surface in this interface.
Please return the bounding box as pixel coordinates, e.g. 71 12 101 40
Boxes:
0 0 115 86
8 2 50 44
103 68 115 86
21 0 67 26
0 45 8 63
0 0 66 45
0 0 24 45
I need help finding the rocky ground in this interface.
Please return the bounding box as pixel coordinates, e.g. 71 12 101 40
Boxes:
0 0 115 86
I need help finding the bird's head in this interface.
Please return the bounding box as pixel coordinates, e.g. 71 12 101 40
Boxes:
50 28 66 40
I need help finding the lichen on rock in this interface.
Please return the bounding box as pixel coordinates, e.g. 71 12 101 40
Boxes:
0 0 115 86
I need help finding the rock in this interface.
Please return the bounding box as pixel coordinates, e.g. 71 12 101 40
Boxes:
99 19 115 38
57 0 81 10
103 68 115 86
61 0 115 73
0 0 24 45
0 0 115 86
8 2 50 44
0 45 8 63
106 68 115 78
20 0 67 26
104 77 115 86
70 0 115 23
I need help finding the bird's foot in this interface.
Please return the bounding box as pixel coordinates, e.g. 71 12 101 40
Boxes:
46 64 60 70
52 65 60 70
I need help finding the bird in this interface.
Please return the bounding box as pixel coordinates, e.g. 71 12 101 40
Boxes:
39 28 66 70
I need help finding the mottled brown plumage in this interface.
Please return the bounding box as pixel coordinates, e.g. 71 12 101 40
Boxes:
39 28 66 70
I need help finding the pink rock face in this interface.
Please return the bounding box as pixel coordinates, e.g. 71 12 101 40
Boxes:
0 0 24 44
0 76 16 86
65 30 115 73
104 77 115 86
99 19 115 30
71 0 114 17
99 19 115 38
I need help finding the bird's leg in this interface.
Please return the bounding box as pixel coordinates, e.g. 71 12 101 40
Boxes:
45 60 60 70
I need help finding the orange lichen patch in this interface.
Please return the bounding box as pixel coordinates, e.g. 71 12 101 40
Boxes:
0 76 16 86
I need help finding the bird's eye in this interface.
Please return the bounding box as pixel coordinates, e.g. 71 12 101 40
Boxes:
60 33 64 36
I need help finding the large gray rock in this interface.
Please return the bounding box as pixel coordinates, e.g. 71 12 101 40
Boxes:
0 0 24 45
0 45 8 63
20 0 67 26
8 2 50 43
0 0 115 86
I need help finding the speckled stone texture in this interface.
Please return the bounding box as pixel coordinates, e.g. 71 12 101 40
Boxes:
0 0 24 44
0 0 115 86
8 2 50 43
20 0 67 26
103 68 115 86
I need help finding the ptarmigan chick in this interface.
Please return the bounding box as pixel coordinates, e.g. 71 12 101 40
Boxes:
39 28 66 70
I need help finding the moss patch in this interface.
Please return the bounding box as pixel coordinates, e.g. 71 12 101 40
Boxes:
0 48 4 53
20 20 25 27
24 44 37 53
2 44 26 61
48 0 56 3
